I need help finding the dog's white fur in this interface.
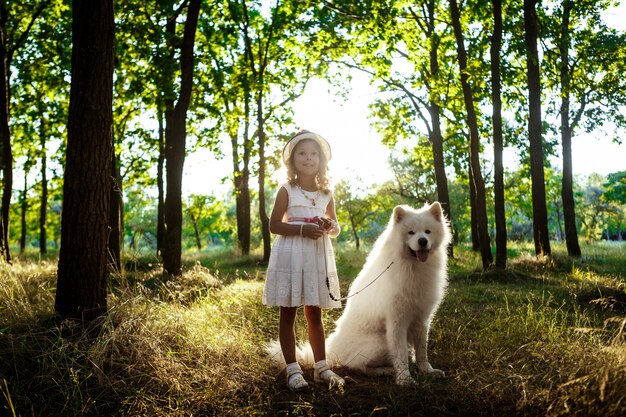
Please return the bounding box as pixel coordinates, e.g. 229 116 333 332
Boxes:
267 202 451 385
325 202 451 385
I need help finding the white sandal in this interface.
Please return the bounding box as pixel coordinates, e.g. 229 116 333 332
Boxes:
314 360 345 388
286 362 309 391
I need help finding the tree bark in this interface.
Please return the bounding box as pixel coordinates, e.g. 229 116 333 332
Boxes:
40 118 48 255
350 214 360 250
257 95 271 261
233 162 251 254
0 0 49 262
450 0 493 269
19 171 27 254
162 0 201 275
524 0 551 257
191 214 202 250
559 0 581 257
230 86 252 255
426 0 454 257
469 165 479 251
0 4 12 263
491 0 507 268
237 81 252 255
156 107 165 257
108 151 122 273
55 0 114 321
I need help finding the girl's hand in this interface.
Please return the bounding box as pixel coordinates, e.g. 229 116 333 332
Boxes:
318 217 335 232
302 223 324 240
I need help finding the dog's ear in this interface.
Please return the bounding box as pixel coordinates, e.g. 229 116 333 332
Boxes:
393 205 407 224
429 201 443 221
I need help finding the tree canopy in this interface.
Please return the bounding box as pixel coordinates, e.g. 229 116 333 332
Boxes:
0 0 623 313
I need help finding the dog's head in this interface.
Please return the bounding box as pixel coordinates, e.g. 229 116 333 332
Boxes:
391 202 451 262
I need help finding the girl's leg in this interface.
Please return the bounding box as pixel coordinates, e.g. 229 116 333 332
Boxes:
304 305 345 388
279 307 298 364
280 307 308 391
303 305 325 362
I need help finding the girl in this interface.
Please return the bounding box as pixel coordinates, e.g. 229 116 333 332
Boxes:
263 130 345 391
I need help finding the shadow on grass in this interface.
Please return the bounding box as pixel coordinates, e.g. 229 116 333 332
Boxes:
3 243 625 416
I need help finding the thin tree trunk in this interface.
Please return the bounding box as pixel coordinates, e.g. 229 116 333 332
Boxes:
19 172 27 254
350 215 360 251
426 0 454 257
0 0 49 262
231 93 251 255
450 0 492 269
55 0 114 321
554 201 563 241
0 5 12 263
524 0 551 257
162 0 201 275
191 215 202 250
157 107 165 257
234 167 251 254
239 89 252 255
239 0 275 262
108 150 122 273
559 0 581 257
40 118 48 255
257 95 271 261
491 0 507 269
469 165 479 251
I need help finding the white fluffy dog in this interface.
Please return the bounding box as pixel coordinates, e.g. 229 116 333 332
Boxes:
325 202 451 385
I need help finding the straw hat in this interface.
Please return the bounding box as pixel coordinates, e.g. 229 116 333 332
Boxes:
282 130 332 165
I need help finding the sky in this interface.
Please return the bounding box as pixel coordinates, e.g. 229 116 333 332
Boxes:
183 2 626 197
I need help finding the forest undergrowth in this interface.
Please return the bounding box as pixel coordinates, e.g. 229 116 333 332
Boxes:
0 242 625 416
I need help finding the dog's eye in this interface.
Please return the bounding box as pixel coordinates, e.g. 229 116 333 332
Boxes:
425 230 431 234
408 231 415 235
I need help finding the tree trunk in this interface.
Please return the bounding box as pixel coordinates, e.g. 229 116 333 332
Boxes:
524 0 551 257
491 0 507 269
430 109 453 253
157 107 165 257
239 83 253 255
469 165 479 251
55 0 114 321
40 118 48 255
231 96 251 255
0 7 12 263
450 0 492 269
19 172 27 254
222 68 251 255
426 0 454 257
108 151 122 273
191 215 202 250
559 0 581 257
234 167 251 254
554 201 563 241
257 94 271 261
162 0 201 275
350 215 360 250
0 0 48 262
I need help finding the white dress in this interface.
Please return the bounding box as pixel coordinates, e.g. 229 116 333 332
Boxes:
263 183 341 309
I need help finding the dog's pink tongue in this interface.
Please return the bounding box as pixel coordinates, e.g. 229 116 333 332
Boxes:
417 250 429 262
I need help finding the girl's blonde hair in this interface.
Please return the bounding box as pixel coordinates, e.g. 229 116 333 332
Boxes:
286 141 331 194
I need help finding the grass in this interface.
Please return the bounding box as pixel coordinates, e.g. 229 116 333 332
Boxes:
0 241 624 416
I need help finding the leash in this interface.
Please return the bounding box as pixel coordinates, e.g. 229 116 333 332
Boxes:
322 235 394 302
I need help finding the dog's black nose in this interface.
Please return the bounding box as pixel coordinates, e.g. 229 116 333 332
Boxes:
418 237 428 247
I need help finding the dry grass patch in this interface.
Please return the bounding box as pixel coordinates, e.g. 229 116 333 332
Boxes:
1 243 625 416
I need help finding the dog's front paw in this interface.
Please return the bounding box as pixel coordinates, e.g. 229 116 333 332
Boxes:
428 368 446 378
395 370 416 386
417 361 446 378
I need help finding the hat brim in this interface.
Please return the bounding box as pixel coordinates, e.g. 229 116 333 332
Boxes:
282 131 332 165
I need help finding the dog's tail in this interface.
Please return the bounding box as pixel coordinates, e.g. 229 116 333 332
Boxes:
265 339 315 368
